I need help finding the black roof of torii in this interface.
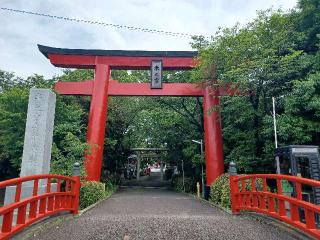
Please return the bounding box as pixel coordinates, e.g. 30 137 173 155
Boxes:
38 44 198 59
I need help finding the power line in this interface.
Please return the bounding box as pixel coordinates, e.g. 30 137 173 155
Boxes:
0 7 201 38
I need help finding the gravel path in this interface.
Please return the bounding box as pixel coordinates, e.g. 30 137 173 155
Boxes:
28 186 308 240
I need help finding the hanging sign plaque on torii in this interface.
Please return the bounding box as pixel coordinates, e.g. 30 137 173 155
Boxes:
151 60 162 89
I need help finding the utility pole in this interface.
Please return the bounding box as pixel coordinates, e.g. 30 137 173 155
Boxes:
272 97 278 148
273 97 280 174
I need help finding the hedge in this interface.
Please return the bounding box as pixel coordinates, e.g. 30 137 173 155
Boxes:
210 174 231 209
79 181 111 209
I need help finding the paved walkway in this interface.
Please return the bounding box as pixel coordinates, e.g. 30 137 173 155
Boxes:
120 172 170 188
28 185 307 239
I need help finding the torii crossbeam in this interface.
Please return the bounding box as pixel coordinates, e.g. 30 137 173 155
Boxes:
38 45 243 186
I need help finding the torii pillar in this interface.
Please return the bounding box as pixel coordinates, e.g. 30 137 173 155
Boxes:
85 64 110 180
203 88 224 184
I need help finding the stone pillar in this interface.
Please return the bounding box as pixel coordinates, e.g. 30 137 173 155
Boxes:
20 89 56 176
5 88 56 205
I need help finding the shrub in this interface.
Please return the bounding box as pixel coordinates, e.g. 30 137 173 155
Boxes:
210 174 265 210
210 174 231 209
171 175 195 193
79 181 106 209
104 171 122 185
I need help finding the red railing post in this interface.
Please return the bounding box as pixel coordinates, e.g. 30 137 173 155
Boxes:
276 179 286 217
260 178 267 211
230 176 240 214
72 176 80 215
54 179 61 210
15 182 22 203
17 205 27 225
290 182 302 222
72 162 81 215
305 209 316 230
2 210 14 233
29 179 39 219
295 182 302 200
251 178 258 208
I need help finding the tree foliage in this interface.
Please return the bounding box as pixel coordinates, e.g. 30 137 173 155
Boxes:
0 71 87 180
193 1 320 173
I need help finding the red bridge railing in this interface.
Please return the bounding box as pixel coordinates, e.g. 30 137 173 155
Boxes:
0 174 80 240
230 174 320 239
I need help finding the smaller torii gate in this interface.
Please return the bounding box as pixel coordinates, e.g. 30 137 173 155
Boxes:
131 147 168 181
38 45 242 186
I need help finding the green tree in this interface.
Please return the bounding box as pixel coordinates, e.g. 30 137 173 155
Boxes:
0 70 88 180
193 2 320 173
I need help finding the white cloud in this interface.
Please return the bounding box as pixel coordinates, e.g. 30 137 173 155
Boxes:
0 0 297 78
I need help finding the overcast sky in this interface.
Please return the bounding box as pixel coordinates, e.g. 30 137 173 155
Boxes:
0 0 297 78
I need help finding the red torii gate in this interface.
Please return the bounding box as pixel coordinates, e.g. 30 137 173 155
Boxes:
38 45 241 186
